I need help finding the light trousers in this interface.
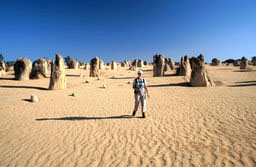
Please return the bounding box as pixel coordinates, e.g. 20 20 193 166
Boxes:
134 93 146 113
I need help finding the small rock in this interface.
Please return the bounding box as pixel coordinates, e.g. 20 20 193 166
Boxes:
71 93 78 97
111 76 115 79
85 80 90 83
97 78 100 80
31 94 38 102
127 81 131 84
102 85 106 88
80 73 84 77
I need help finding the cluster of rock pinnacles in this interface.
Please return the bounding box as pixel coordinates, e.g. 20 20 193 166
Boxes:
2 53 255 90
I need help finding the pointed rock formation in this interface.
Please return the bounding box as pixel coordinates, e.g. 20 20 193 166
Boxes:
190 55 213 87
111 61 117 70
30 58 49 79
84 63 90 70
48 53 66 90
68 59 79 69
144 61 149 65
0 61 6 77
252 56 256 66
211 58 222 66
240 57 248 69
131 59 138 67
99 60 105 70
137 59 144 67
14 58 32 80
153 54 165 77
89 57 100 77
177 55 191 77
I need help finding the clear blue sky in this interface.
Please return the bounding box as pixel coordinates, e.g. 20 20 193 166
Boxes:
1 0 256 63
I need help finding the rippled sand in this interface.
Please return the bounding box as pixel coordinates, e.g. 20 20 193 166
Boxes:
0 65 256 167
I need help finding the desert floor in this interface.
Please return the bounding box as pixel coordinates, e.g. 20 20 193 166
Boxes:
0 65 256 167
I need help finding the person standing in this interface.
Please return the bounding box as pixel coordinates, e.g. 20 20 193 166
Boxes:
132 70 150 118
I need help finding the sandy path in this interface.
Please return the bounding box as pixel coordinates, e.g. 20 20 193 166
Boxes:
0 65 256 167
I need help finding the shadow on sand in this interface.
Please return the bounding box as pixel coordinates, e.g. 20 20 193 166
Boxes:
228 83 256 87
36 115 140 121
66 74 81 77
0 85 48 90
227 80 256 87
0 77 16 81
233 69 256 72
109 77 135 79
148 82 189 87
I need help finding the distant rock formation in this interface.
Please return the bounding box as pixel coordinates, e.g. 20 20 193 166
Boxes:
99 60 105 70
30 58 49 79
177 55 191 77
137 59 144 67
190 55 213 87
129 66 136 71
211 58 222 66
252 56 256 66
0 61 6 77
131 59 138 67
14 58 32 81
164 58 171 72
84 63 90 70
153 54 165 77
48 53 66 90
111 61 117 70
68 59 79 69
89 57 100 77
144 61 149 65
240 57 248 69
169 58 175 70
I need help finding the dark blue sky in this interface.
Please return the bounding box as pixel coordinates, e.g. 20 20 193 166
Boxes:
1 0 256 63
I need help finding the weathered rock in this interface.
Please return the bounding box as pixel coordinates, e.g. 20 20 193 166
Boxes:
30 58 49 79
211 58 222 66
144 61 149 65
0 61 6 77
129 66 136 71
48 53 66 90
68 59 79 69
190 56 213 87
169 58 175 70
137 59 144 67
102 85 106 88
234 61 240 66
89 57 100 77
71 93 78 97
84 63 90 70
240 57 248 69
6 66 14 72
85 80 90 83
164 58 171 71
99 60 105 70
153 54 165 77
121 62 126 67
124 60 131 66
14 58 32 81
252 56 256 66
198 54 205 63
111 61 117 70
31 94 38 102
177 55 191 77
131 59 138 67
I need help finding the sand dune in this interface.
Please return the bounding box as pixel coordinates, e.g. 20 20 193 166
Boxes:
0 65 256 167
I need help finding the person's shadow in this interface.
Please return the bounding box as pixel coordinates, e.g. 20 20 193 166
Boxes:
36 115 141 121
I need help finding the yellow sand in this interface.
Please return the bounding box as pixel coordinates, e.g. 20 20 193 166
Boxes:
0 65 256 167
